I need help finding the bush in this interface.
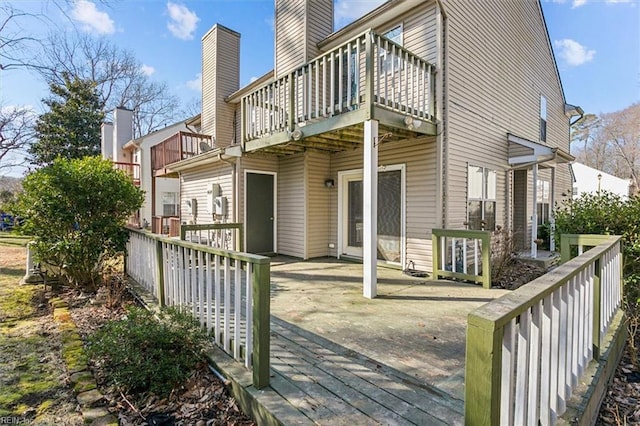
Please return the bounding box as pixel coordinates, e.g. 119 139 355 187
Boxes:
554 191 640 366
87 306 210 397
13 156 144 290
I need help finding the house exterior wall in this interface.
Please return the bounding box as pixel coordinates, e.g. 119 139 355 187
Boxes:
277 153 306 257
101 123 113 160
441 0 572 232
326 136 438 271
137 124 188 224
202 25 240 147
306 151 331 258
180 162 234 225
571 163 630 199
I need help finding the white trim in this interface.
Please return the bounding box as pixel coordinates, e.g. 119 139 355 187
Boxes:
337 163 406 267
243 169 277 254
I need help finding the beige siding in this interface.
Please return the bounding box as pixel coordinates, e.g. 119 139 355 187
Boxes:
398 2 438 65
275 0 306 77
180 162 234 225
202 25 240 147
275 0 333 78
277 154 306 257
442 0 571 231
305 0 333 61
306 151 331 258
327 136 438 271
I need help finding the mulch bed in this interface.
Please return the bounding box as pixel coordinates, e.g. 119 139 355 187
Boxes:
63 286 255 426
597 340 640 425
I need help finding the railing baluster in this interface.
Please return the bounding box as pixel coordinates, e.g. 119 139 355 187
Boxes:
346 42 352 108
315 59 319 119
223 257 231 351
514 309 531 425
234 259 241 359
214 254 220 341
245 263 253 368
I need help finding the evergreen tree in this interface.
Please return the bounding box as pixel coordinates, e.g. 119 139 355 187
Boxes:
30 73 103 166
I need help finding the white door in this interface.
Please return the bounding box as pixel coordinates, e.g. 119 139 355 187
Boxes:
339 166 405 264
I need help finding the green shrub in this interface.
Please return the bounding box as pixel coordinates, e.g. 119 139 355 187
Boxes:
87 306 210 397
555 191 640 366
14 156 144 290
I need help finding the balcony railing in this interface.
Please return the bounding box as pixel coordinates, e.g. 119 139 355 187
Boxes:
113 162 140 186
241 29 436 145
152 215 180 236
151 131 214 172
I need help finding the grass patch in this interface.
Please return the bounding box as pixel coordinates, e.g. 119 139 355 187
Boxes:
0 233 31 247
0 250 70 419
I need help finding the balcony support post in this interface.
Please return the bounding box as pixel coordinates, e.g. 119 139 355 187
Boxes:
364 30 374 119
531 163 539 259
363 119 378 299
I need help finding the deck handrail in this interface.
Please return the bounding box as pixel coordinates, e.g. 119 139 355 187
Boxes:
151 131 213 172
180 223 244 252
112 161 140 185
125 227 271 389
465 234 623 425
431 228 491 288
241 29 436 146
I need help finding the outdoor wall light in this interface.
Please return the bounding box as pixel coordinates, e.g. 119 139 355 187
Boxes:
291 128 303 141
324 179 335 188
404 115 422 130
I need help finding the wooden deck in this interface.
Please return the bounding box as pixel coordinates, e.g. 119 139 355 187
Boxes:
268 317 463 425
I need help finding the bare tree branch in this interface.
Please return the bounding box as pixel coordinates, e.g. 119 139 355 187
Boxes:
0 105 35 171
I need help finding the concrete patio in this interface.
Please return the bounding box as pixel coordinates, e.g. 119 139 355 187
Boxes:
268 256 510 400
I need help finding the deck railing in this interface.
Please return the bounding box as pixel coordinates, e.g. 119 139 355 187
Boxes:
125 228 271 389
465 235 623 425
113 161 140 186
241 29 436 144
432 229 491 288
181 223 244 252
151 131 213 172
152 215 179 236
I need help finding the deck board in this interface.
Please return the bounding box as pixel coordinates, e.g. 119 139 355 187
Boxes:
269 317 463 425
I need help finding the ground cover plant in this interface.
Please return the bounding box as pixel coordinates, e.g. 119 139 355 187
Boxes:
87 306 210 397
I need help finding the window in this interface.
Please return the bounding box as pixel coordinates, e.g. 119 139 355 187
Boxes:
379 24 403 74
536 179 550 225
162 192 179 216
467 165 497 231
540 95 547 142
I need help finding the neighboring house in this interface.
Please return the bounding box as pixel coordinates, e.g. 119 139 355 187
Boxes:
570 162 630 199
101 107 203 230
150 0 581 297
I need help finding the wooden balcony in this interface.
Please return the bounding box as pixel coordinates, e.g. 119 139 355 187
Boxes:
240 29 438 155
113 162 140 186
151 131 214 176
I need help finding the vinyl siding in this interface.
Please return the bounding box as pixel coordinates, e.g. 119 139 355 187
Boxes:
306 151 331 258
275 0 306 77
305 0 333 61
326 136 438 271
277 153 306 257
397 2 438 65
202 25 240 147
180 162 234 225
442 0 572 230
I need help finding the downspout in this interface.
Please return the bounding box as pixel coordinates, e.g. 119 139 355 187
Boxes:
435 0 449 230
218 154 237 223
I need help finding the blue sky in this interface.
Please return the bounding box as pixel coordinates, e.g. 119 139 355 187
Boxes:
1 0 639 129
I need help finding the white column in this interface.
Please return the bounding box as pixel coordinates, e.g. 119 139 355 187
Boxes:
550 167 556 252
363 119 378 298
531 164 538 259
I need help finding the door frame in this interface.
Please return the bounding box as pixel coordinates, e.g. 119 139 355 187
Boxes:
243 170 277 254
337 164 406 266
